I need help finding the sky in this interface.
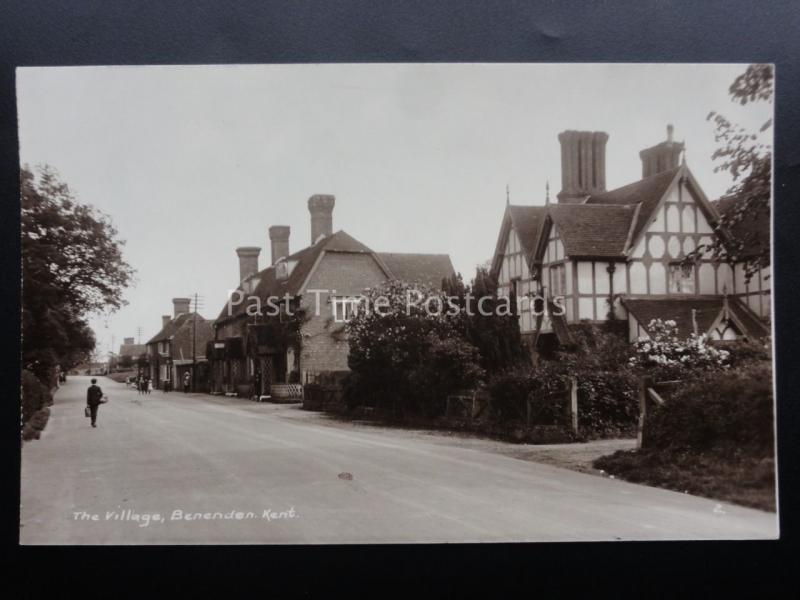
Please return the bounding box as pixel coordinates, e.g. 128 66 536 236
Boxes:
16 63 772 358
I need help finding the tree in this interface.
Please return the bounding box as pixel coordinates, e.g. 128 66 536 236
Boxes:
22 165 134 380
443 267 530 372
692 64 772 280
345 280 483 418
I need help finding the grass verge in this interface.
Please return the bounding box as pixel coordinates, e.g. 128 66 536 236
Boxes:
594 449 776 512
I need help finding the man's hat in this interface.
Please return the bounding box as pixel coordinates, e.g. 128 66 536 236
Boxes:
91 378 97 384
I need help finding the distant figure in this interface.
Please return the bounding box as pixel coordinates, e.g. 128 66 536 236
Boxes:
86 378 104 428
183 371 191 393
137 376 145 395
147 377 153 394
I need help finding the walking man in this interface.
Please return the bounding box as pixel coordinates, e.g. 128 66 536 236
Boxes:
86 378 105 428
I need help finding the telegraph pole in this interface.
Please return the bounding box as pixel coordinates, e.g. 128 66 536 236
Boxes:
190 294 204 392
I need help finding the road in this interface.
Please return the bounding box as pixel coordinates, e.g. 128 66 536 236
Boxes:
20 376 778 544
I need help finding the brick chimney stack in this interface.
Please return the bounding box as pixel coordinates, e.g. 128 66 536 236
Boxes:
123 337 134 345
557 130 609 204
162 315 171 327
308 194 335 244
269 226 291 265
235 246 261 282
640 124 684 178
172 297 191 317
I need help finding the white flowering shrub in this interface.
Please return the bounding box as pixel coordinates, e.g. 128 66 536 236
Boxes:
629 319 730 377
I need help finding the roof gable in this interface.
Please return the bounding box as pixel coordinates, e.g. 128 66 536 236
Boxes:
147 313 206 344
622 296 768 340
215 230 454 323
490 205 547 279
587 166 681 244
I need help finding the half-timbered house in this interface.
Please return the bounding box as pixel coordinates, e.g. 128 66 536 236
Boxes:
490 126 770 355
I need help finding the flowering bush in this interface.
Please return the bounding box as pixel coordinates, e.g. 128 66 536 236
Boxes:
629 319 730 379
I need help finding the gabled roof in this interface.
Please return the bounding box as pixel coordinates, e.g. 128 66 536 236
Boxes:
215 229 454 324
586 166 681 244
548 204 637 258
216 231 341 324
490 204 547 279
378 253 455 287
621 296 769 340
118 343 146 358
147 312 206 344
508 205 548 257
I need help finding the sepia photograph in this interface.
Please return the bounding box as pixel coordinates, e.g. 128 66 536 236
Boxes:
17 62 777 544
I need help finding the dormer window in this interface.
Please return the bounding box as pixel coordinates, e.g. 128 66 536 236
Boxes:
275 259 288 281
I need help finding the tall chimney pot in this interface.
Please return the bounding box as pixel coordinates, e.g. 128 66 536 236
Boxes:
640 124 684 178
162 315 171 328
268 226 291 265
308 194 335 244
172 297 191 317
235 247 261 282
557 131 608 204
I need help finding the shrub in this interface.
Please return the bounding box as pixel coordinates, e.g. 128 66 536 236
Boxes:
345 280 484 419
644 361 774 456
487 370 536 423
575 370 639 438
724 338 772 367
629 319 730 380
22 369 50 424
487 324 640 438
487 364 570 426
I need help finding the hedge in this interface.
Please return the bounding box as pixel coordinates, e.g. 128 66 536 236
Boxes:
644 361 774 456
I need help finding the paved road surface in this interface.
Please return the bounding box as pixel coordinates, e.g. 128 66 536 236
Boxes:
20 376 778 544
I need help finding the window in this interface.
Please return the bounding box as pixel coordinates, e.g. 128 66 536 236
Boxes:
333 297 361 323
710 319 740 341
669 263 695 294
549 264 566 296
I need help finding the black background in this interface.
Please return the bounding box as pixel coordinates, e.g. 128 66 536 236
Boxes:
2 1 798 596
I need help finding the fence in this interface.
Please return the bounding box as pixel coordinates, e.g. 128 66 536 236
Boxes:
637 376 682 449
446 376 579 435
270 383 303 402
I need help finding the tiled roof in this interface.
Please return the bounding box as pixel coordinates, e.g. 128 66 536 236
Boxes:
548 204 637 258
508 205 547 258
490 204 546 280
715 195 771 260
147 313 206 344
621 296 768 340
728 298 771 338
378 253 455 287
587 167 680 243
215 230 455 324
216 233 334 323
118 343 146 358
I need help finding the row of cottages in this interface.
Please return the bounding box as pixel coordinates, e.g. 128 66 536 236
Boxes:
209 194 455 399
107 336 145 371
491 125 770 355
144 298 215 391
